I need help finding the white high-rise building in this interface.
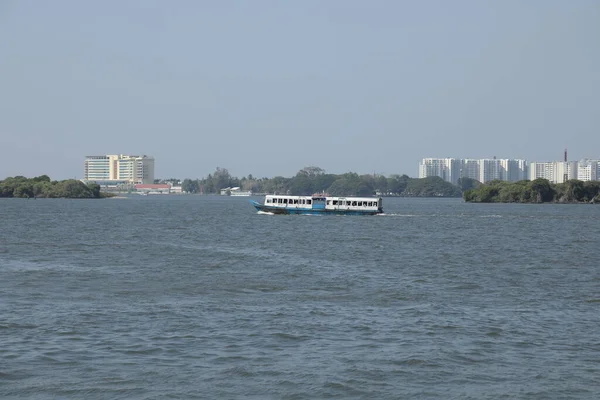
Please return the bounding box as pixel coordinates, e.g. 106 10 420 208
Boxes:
501 159 528 181
479 159 503 183
419 158 528 184
578 159 599 181
554 161 578 183
529 162 554 181
420 156 599 184
461 159 481 181
529 161 578 183
418 158 462 184
84 154 155 184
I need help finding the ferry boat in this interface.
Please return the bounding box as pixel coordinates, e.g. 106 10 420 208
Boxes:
250 194 383 215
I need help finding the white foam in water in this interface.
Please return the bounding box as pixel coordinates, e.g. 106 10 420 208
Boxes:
376 213 418 217
256 211 275 215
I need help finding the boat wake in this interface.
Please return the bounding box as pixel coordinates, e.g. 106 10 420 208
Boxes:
256 211 275 215
376 213 419 217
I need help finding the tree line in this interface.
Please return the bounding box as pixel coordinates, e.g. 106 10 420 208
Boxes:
0 175 104 198
177 166 466 197
464 178 600 203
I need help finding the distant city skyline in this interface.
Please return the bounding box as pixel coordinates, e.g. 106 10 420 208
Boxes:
1 1 599 180
419 156 600 184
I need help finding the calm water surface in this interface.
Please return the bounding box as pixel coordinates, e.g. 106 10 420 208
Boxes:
1 196 599 399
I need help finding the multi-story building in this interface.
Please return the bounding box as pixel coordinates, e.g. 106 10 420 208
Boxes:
461 159 481 181
419 158 528 184
479 158 503 183
554 161 578 183
420 156 600 184
84 154 154 185
529 162 553 181
528 161 578 183
418 158 462 184
501 159 529 182
84 155 114 181
578 159 599 181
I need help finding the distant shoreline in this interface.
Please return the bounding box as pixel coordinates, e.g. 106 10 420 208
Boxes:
464 179 600 204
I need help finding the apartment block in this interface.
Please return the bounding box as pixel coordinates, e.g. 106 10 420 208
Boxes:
84 154 155 185
577 159 599 181
420 156 600 184
529 161 579 183
419 158 528 184
418 158 462 184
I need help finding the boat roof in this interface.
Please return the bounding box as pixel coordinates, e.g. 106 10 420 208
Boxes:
265 194 381 201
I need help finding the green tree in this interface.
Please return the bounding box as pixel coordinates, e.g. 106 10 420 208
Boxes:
182 179 199 194
213 167 232 192
387 174 410 195
32 175 51 183
297 166 325 177
530 178 554 203
404 176 461 197
374 175 388 194
88 183 101 198
457 177 481 191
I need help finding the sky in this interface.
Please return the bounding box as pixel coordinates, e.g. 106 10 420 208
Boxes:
1 0 599 180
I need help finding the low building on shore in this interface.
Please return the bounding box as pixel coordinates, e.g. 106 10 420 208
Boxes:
135 184 171 194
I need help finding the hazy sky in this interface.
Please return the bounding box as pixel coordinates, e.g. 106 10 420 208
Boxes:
1 1 598 180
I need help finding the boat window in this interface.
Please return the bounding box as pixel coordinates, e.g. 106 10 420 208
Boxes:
327 200 331 205
307 199 312 205
373 201 377 206
333 200 338 205
266 198 271 203
278 198 283 204
284 199 288 204
352 201 357 206
368 202 372 207
358 202 363 206
294 199 298 204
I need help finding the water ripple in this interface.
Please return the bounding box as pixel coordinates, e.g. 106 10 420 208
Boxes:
1 197 599 399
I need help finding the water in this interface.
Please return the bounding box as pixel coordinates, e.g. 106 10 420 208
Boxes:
1 196 599 399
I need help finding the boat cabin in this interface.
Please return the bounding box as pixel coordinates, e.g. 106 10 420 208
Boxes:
264 195 382 212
